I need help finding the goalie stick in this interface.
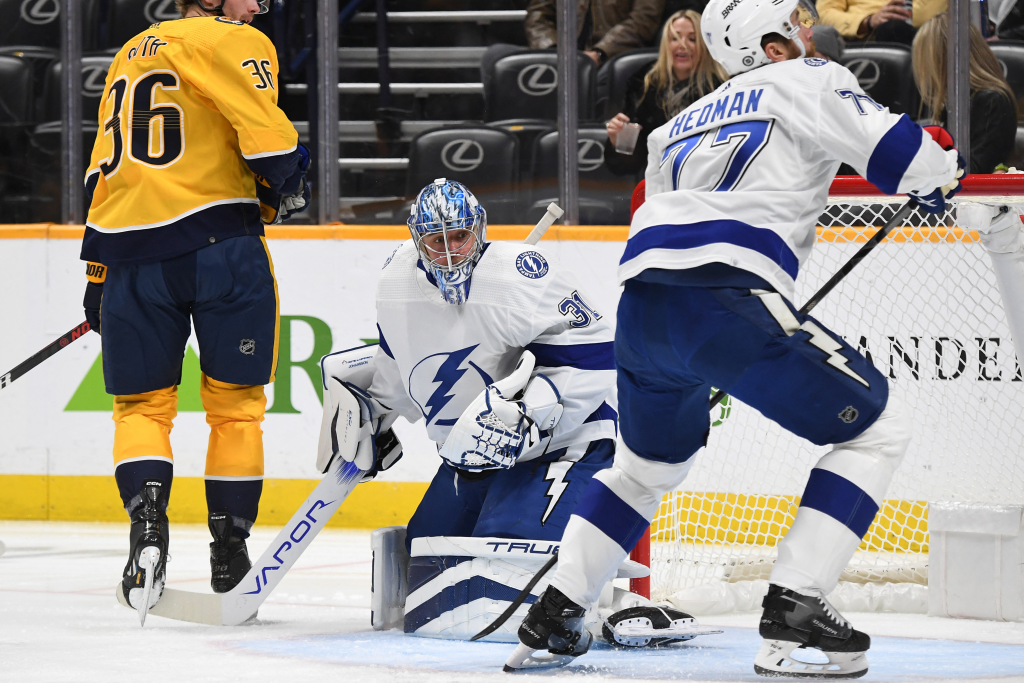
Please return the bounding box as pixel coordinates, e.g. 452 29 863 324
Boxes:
709 199 917 410
1 321 92 391
114 204 566 625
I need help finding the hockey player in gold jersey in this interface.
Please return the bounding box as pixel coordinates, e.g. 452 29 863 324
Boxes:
79 0 309 622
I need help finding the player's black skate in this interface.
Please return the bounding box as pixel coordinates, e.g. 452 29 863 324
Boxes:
121 480 169 626
504 585 592 672
209 512 252 593
754 584 870 679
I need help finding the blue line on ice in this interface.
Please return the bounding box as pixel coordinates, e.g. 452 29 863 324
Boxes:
231 627 1024 680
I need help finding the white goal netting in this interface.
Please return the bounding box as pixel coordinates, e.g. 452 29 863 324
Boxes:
649 192 1024 614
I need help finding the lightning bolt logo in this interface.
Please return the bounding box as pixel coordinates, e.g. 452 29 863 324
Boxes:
800 321 870 387
541 461 574 525
421 345 478 424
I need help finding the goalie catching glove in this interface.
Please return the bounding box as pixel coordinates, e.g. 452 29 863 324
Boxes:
438 351 564 471
317 346 403 479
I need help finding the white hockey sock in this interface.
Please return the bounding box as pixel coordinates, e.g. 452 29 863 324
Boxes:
549 439 694 608
771 391 911 596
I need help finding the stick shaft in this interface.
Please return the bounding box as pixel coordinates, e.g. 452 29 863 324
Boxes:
524 203 564 245
709 201 915 409
1 321 91 390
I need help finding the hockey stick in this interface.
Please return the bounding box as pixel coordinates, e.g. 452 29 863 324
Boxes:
115 455 366 625
525 202 564 245
1 321 92 391
470 552 558 641
113 204 567 626
708 199 917 410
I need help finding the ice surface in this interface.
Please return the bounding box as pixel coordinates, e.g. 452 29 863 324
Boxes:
3 521 1024 683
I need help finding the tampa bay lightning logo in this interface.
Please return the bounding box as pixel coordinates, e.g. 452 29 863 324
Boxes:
408 345 494 426
804 58 828 67
516 251 549 279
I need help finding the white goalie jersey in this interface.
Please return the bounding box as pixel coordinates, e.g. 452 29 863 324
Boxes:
623 57 960 299
366 240 617 462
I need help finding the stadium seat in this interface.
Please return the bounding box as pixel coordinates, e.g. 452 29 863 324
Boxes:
37 55 113 124
484 50 596 122
529 127 634 225
596 48 657 120
406 126 522 223
989 42 1024 122
0 0 101 50
837 43 918 116
1012 126 1024 170
106 0 183 50
0 54 35 221
0 54 35 127
488 118 556 178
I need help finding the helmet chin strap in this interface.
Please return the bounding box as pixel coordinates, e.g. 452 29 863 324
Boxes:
198 0 226 16
796 38 807 58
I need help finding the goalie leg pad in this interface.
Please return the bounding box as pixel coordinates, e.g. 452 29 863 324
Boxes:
371 526 410 630
771 392 911 596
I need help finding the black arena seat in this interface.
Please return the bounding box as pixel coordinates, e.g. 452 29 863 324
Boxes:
990 41 1024 122
528 127 635 225
483 50 596 123
106 0 181 50
38 55 113 123
406 126 522 223
837 43 918 117
596 47 657 120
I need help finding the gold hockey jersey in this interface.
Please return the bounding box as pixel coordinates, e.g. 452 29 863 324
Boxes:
82 16 299 265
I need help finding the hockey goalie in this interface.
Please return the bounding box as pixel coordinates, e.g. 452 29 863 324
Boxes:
316 179 718 649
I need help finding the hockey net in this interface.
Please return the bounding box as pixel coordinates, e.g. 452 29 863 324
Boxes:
642 176 1024 614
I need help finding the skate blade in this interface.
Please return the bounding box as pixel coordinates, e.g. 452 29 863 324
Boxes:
137 546 161 627
754 639 868 679
604 616 723 647
502 643 576 672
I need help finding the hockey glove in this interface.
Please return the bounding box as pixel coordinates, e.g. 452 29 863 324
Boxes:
83 261 106 334
439 352 541 471
255 144 311 225
908 153 965 215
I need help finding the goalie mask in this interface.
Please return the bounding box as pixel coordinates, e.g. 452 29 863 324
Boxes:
408 178 487 305
701 0 815 75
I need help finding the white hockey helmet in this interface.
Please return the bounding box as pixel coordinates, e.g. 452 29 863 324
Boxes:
701 0 810 75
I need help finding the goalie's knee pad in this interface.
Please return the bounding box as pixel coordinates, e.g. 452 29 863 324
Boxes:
202 375 266 479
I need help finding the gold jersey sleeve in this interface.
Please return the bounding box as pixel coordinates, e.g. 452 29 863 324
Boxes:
83 17 298 264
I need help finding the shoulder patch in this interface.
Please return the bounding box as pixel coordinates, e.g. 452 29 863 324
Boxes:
803 57 828 67
515 251 549 279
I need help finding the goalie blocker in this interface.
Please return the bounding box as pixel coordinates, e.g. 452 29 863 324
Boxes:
370 529 721 648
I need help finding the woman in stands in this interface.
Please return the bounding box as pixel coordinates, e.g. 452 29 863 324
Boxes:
604 10 727 176
913 14 1017 173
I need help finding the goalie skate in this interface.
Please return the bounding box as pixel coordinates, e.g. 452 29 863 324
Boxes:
601 606 723 648
754 584 869 679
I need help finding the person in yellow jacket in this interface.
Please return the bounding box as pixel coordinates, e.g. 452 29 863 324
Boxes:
816 0 947 45
79 0 309 620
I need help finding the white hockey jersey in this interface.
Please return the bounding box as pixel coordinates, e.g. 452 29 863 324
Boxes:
367 240 617 464
621 57 960 300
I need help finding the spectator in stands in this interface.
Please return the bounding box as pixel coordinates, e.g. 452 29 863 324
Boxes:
603 10 726 175
525 0 666 66
816 0 947 46
913 14 1018 173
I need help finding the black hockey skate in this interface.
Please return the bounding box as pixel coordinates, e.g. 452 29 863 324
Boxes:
209 512 252 593
755 584 870 679
504 585 592 672
121 480 169 626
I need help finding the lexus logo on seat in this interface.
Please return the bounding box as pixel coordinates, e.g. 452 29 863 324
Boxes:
440 139 485 172
577 139 604 172
82 65 109 97
517 64 558 96
844 59 881 90
20 0 59 24
145 0 180 23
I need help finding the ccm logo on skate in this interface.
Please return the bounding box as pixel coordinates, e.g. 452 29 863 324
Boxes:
485 541 560 555
243 499 337 594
